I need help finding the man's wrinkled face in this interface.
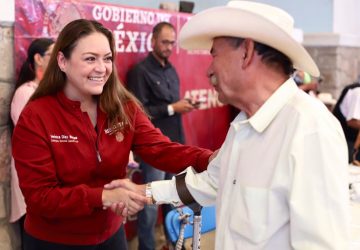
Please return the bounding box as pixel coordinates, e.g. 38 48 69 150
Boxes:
207 37 245 104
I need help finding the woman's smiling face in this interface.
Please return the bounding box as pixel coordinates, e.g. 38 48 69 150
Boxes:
58 32 113 101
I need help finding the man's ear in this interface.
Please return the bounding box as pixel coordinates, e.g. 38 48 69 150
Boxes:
242 39 255 68
150 36 156 50
57 51 66 72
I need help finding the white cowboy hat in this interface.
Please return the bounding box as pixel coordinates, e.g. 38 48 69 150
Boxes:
179 1 320 77
317 92 337 105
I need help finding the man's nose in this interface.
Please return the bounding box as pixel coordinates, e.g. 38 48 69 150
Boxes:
207 65 214 79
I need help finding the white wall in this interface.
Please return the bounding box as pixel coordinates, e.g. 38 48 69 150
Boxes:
3 0 360 36
0 0 15 23
334 0 360 35
103 0 335 33
101 0 227 14
251 0 333 33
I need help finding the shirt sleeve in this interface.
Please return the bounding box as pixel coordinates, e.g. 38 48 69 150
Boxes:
346 88 360 120
289 126 349 249
131 106 212 173
340 88 360 121
152 150 221 207
167 104 175 116
11 85 34 125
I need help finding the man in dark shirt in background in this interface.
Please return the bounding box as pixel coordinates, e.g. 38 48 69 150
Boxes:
127 22 195 250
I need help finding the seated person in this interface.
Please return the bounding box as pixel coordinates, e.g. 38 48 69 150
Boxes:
333 82 360 162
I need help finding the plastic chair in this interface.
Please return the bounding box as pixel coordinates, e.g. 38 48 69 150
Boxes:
165 206 216 249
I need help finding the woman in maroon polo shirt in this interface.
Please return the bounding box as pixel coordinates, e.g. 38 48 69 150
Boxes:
12 19 212 250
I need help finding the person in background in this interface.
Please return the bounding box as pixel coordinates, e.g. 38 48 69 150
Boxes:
293 70 337 111
11 38 55 125
333 81 360 162
108 1 349 249
317 92 337 111
10 37 54 247
12 19 212 250
292 69 319 95
126 22 196 250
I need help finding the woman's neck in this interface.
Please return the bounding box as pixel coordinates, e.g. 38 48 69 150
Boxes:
80 98 98 127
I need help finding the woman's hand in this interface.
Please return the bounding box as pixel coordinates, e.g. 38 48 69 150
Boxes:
209 149 219 162
102 179 148 216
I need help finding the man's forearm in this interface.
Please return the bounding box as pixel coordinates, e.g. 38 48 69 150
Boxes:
347 119 360 130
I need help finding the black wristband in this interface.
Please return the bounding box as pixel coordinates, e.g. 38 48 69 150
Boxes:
175 172 202 214
175 172 195 205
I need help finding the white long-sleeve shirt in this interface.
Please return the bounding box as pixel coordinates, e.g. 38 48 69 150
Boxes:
340 87 360 121
152 78 349 249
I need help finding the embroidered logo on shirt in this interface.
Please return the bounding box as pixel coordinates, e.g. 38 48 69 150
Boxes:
51 134 79 143
104 122 125 135
115 132 124 142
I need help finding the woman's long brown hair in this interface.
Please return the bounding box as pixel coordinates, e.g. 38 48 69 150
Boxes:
30 19 142 130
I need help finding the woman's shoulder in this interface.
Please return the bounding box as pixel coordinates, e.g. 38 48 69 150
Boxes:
18 80 38 91
13 81 38 99
24 80 39 89
22 94 58 115
124 99 141 113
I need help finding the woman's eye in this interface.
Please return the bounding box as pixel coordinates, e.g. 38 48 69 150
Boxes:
85 57 96 62
104 56 113 62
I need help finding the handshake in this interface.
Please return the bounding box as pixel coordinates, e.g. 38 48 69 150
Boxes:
102 179 150 217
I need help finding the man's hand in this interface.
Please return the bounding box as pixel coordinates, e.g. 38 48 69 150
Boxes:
171 99 195 113
102 179 148 216
104 179 145 196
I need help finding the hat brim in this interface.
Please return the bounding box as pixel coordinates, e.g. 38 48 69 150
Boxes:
179 6 320 77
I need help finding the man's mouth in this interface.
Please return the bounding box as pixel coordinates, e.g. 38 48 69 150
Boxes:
210 75 218 86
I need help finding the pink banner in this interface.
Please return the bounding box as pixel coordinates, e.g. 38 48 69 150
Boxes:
15 0 232 150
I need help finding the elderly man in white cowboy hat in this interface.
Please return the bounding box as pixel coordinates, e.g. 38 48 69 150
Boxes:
106 1 349 249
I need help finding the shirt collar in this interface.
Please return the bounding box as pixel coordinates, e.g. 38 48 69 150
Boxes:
231 78 299 133
57 91 81 110
148 52 172 69
56 91 107 122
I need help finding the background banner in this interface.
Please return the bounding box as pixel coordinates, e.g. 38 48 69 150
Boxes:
15 0 232 150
